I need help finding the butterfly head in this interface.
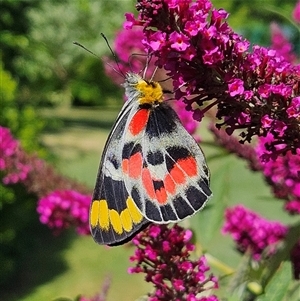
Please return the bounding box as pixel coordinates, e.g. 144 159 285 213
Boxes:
123 72 164 106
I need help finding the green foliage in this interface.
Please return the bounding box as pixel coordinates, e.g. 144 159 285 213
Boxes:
70 56 123 107
257 261 292 301
2 0 134 108
0 62 46 155
1 63 49 288
0 184 16 284
0 183 36 286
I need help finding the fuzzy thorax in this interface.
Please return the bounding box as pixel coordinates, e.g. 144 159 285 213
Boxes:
136 80 164 105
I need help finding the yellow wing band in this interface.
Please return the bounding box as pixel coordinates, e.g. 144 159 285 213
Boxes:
90 197 143 235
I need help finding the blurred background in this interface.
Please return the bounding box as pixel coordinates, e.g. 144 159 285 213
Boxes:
1 0 299 300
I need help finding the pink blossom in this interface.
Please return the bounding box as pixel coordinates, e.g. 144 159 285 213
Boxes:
129 224 219 300
0 126 31 184
1 126 90 200
285 200 300 214
223 205 288 260
228 79 244 97
256 134 300 214
261 115 273 128
169 32 190 51
129 0 300 159
148 31 166 51
287 96 300 118
292 0 300 23
0 126 19 170
270 22 297 63
124 13 136 29
37 190 91 235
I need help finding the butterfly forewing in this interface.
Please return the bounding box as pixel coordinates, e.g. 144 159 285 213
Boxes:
90 98 149 246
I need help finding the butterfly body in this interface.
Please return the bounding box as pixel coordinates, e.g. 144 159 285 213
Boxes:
90 73 212 246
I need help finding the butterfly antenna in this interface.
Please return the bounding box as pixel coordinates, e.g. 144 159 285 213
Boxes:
141 52 151 79
73 41 100 59
73 37 125 78
149 66 158 82
100 33 125 77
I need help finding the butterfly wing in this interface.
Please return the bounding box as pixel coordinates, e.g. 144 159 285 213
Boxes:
90 100 149 246
121 102 212 223
90 72 212 245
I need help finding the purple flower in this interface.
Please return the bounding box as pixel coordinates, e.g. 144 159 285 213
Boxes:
0 126 19 168
124 13 136 29
292 0 300 23
270 22 297 63
1 126 90 201
286 96 300 118
228 79 244 97
129 224 219 300
0 126 31 184
210 125 300 216
148 31 167 51
256 134 300 214
127 0 300 160
37 190 91 235
285 200 300 214
222 205 288 260
170 32 190 51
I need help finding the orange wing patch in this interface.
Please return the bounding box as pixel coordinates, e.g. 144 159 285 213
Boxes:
177 157 198 177
129 109 150 136
138 154 200 205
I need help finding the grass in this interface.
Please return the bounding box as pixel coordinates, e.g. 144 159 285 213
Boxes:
18 236 150 301
5 106 298 301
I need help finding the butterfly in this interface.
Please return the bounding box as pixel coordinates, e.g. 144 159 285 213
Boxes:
90 72 212 246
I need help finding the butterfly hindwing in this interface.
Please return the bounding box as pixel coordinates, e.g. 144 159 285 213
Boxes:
122 102 212 223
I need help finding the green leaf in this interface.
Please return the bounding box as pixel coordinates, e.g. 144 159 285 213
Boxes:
257 261 292 301
261 222 300 286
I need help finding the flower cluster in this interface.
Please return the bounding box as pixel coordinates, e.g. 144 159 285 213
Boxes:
1 126 89 198
37 190 90 235
104 26 201 140
126 0 300 160
270 22 297 64
293 0 300 23
255 133 300 214
0 126 31 184
129 224 219 301
0 127 18 168
222 205 288 260
1 126 91 235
